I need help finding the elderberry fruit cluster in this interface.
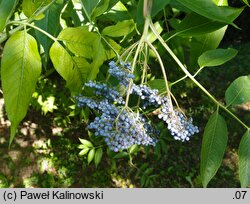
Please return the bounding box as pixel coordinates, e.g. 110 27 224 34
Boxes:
158 98 199 141
132 84 162 109
132 89 199 141
75 61 199 151
84 80 124 104
75 97 157 152
89 100 156 152
76 61 157 151
108 61 134 87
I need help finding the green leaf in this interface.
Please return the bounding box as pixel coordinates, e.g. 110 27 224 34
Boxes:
189 26 227 68
57 26 98 58
92 0 110 19
61 0 81 27
102 19 135 37
225 75 250 106
79 138 94 148
54 27 107 82
151 0 171 17
0 0 18 32
22 0 52 19
141 175 146 186
1 31 42 145
198 48 238 67
160 139 169 154
174 13 226 37
79 148 89 156
82 0 113 20
81 0 100 18
94 148 103 167
169 0 192 13
78 144 86 149
136 0 171 24
147 79 166 93
113 152 128 159
200 111 228 187
103 37 122 60
214 0 228 6
128 145 139 155
176 0 244 24
108 0 119 9
147 21 163 43
35 1 63 57
162 33 187 64
238 131 250 187
73 57 93 80
102 1 131 22
242 0 250 7
144 168 154 175
49 41 85 93
88 149 95 164
89 39 107 80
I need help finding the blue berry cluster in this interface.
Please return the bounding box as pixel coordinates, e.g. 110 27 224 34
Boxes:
76 97 157 152
76 61 157 151
108 61 134 87
75 61 199 151
132 84 162 109
88 101 156 152
84 80 124 104
132 87 199 141
158 99 199 141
